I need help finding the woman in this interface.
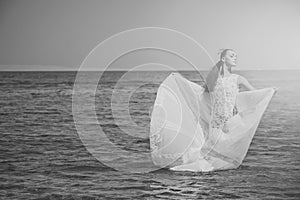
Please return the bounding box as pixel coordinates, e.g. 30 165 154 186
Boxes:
150 49 276 172
206 49 256 133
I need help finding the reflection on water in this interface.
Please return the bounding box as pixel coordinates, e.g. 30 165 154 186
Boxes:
0 70 299 199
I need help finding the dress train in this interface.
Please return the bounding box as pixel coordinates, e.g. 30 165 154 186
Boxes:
149 72 275 172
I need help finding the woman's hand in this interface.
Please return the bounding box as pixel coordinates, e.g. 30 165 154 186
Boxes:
273 87 278 94
222 123 229 133
233 105 238 115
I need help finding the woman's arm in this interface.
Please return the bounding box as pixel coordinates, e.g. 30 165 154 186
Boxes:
232 75 256 121
237 75 255 91
238 75 277 93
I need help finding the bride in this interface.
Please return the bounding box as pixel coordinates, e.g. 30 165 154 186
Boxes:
149 49 276 172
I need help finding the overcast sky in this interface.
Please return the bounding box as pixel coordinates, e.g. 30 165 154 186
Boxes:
0 0 299 71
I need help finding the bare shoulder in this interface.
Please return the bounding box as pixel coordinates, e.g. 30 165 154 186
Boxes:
237 74 247 84
236 74 255 90
230 73 244 83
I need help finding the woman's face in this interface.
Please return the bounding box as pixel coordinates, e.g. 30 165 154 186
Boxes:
222 50 237 67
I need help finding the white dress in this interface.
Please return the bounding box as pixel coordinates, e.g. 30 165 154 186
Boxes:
149 72 275 172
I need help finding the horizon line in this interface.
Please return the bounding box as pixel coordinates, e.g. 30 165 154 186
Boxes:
1 68 300 72
1 64 300 72
0 65 299 72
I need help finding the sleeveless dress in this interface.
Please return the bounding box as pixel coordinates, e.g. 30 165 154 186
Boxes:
150 72 275 172
210 74 239 130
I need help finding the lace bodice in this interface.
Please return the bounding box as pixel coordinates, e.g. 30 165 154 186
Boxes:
211 74 239 129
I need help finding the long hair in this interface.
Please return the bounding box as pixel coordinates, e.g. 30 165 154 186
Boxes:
204 49 233 93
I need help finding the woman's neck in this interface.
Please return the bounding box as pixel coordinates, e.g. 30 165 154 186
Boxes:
220 63 231 77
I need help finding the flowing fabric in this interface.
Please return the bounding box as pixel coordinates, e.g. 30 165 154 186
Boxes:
149 72 275 172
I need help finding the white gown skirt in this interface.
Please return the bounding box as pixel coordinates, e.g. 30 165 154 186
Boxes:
149 73 275 172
